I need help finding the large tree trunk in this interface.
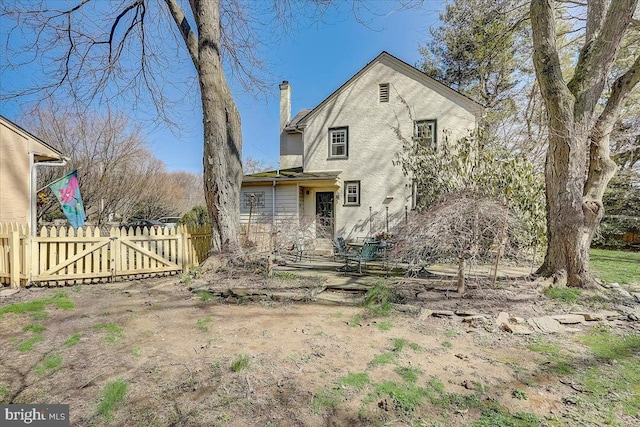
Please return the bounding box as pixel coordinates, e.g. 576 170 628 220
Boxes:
192 0 243 254
531 0 639 287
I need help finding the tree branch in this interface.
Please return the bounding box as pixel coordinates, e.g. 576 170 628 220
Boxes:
590 54 640 142
567 0 638 117
163 0 199 67
530 0 574 123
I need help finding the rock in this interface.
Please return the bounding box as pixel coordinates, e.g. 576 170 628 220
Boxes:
496 312 510 327
0 288 20 297
608 282 620 288
454 310 478 317
627 313 639 321
462 315 487 323
570 311 603 321
420 309 433 319
632 293 640 303
392 303 422 315
503 323 534 334
510 316 526 324
617 289 632 299
571 310 620 321
431 310 455 317
527 316 562 333
551 314 585 324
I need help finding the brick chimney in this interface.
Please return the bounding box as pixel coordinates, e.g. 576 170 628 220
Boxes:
279 81 291 131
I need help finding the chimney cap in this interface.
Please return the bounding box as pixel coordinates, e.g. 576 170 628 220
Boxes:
279 80 290 89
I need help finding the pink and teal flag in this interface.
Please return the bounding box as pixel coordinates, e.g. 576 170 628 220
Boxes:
49 170 86 229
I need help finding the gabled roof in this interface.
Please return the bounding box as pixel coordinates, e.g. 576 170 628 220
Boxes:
0 114 65 161
292 51 484 129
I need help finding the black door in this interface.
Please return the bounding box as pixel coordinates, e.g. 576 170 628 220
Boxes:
315 192 334 237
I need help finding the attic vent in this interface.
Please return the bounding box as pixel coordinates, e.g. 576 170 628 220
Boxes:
379 83 389 102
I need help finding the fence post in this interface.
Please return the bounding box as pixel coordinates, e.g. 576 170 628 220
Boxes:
181 225 190 273
10 230 20 288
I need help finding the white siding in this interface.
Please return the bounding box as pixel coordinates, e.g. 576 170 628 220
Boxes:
240 183 298 224
301 56 478 238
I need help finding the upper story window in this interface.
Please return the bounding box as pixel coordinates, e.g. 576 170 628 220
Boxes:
329 127 348 158
414 119 437 148
379 83 389 102
344 181 360 206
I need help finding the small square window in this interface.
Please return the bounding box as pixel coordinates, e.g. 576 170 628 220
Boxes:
329 127 348 158
379 83 389 102
344 181 360 206
413 119 437 148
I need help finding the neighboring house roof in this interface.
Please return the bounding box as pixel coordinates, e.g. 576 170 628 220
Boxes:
289 51 484 130
0 114 65 161
243 167 341 183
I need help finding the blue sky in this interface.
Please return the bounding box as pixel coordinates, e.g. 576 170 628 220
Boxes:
0 1 444 174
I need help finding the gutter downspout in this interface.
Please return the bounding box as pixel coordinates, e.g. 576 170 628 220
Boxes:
272 180 276 226
31 154 69 236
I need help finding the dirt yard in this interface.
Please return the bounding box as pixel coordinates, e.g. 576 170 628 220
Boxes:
1 266 639 427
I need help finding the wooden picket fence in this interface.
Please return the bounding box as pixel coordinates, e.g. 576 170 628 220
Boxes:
0 223 212 288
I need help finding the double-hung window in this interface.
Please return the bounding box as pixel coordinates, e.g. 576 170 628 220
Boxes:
413 119 437 149
329 127 348 158
344 181 360 206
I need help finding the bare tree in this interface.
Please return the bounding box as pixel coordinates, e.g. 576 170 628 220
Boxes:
29 106 152 224
392 192 526 293
243 156 274 174
1 0 256 254
530 0 640 287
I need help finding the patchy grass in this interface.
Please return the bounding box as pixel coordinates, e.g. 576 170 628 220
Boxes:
93 323 124 344
441 341 453 349
196 290 213 302
22 323 46 334
542 286 581 303
395 366 421 383
575 328 640 417
65 333 81 347
364 282 403 317
349 313 362 327
469 403 540 427
0 291 74 318
528 339 575 376
230 354 250 372
17 335 44 352
371 381 430 415
512 389 528 400
377 321 392 331
444 328 458 338
96 379 128 422
590 249 640 285
35 355 62 376
311 387 343 414
369 352 396 367
339 372 370 389
392 338 406 353
273 271 297 280
197 317 213 332
408 342 423 351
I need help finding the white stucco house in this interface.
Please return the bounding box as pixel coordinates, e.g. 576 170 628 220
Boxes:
241 51 483 243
